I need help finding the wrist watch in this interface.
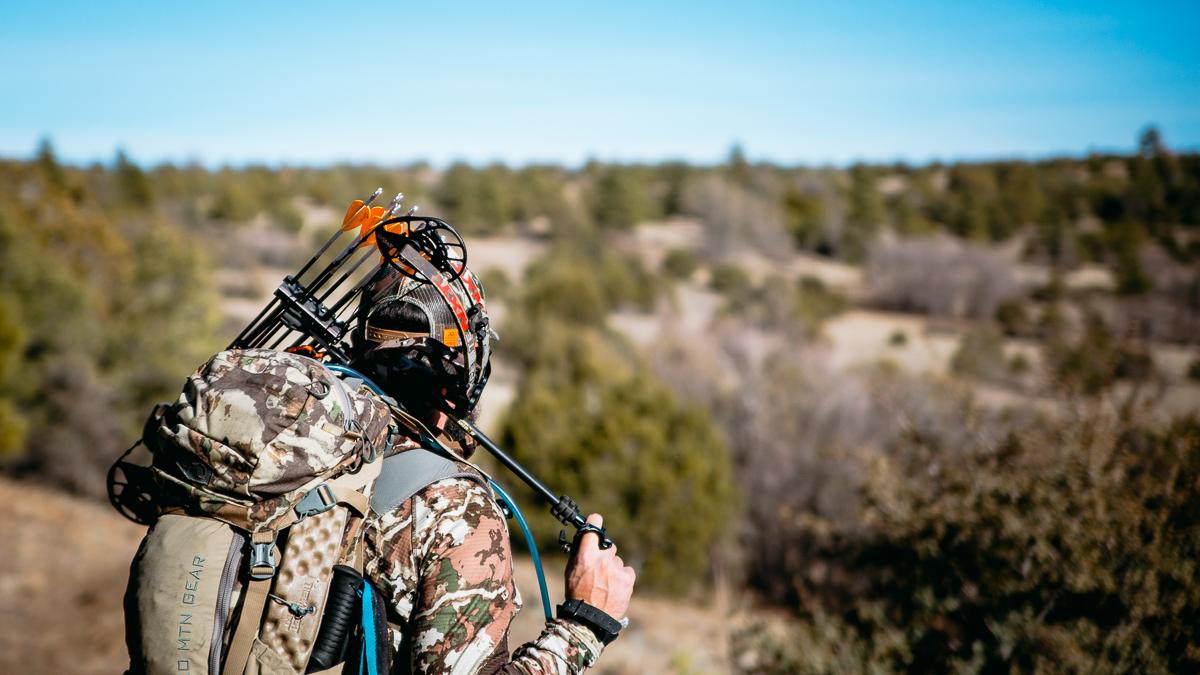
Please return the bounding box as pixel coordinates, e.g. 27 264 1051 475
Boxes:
557 599 624 645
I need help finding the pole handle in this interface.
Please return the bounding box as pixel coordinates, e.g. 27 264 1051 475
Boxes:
460 420 616 552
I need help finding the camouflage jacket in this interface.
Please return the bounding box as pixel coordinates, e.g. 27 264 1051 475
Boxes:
362 473 604 674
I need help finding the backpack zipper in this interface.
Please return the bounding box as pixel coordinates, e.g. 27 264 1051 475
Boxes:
210 531 246 674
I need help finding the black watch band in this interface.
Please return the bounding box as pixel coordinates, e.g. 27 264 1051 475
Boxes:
557 599 623 645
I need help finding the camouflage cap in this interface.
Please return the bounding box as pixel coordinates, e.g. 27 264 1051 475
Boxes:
355 258 496 413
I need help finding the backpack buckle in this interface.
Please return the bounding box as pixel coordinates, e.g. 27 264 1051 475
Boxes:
294 483 336 520
248 539 278 580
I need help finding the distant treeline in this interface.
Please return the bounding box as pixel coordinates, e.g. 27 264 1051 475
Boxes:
34 128 1200 276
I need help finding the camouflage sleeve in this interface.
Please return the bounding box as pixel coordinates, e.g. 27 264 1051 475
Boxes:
407 478 604 674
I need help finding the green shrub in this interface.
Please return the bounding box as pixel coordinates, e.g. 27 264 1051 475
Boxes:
478 267 512 302
716 273 847 338
208 180 259 222
590 165 659 229
710 263 751 295
267 198 304 233
517 246 663 328
783 189 826 249
793 275 848 332
661 248 699 280
1113 346 1155 380
0 297 26 455
1045 312 1154 395
950 325 1007 381
1112 226 1152 295
1030 274 1065 302
1008 352 1031 375
994 298 1030 336
598 253 659 312
436 162 515 234
499 329 737 593
115 149 154 208
519 257 610 326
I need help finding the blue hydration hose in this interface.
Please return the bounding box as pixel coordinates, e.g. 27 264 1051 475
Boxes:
489 479 554 621
359 582 379 675
326 363 555 621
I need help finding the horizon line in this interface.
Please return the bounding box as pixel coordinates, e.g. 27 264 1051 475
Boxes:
6 136 1196 173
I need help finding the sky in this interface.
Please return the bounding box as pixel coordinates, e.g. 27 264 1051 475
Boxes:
1 1 1197 167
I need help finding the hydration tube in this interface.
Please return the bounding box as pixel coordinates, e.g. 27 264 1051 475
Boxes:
489 480 554 620
325 363 555 621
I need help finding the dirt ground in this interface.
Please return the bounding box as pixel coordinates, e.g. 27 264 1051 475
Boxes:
0 478 737 674
0 478 145 675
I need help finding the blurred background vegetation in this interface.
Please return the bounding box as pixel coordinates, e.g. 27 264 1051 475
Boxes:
1 127 1198 672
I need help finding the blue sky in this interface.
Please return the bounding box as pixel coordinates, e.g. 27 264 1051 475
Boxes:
1 1 1197 166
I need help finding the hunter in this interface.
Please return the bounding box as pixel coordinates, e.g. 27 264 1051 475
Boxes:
116 203 633 675
349 262 636 673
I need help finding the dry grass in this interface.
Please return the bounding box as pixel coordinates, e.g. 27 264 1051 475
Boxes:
0 478 144 675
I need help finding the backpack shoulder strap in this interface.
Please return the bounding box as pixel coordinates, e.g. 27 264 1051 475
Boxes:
370 447 488 516
222 530 276 675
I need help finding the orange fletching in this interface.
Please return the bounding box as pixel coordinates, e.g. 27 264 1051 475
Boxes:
341 199 366 231
346 210 371 235
356 206 388 247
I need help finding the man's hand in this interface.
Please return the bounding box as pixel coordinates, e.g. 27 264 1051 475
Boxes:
565 514 636 620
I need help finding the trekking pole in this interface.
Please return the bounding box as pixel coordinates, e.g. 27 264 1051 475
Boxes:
455 419 615 552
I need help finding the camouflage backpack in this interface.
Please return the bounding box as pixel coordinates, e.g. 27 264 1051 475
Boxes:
119 348 405 675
